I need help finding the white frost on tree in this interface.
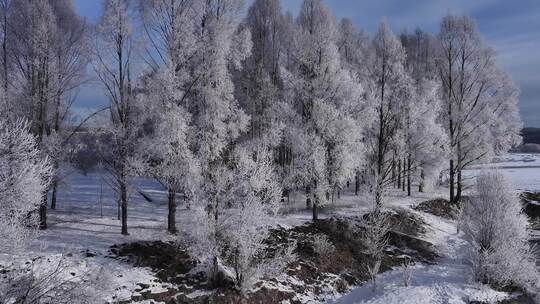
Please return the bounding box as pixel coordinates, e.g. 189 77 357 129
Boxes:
460 171 539 294
436 14 522 203
93 0 137 235
227 148 292 292
283 0 364 220
0 117 52 254
403 79 447 193
186 148 295 292
364 21 410 208
180 0 251 286
137 67 200 234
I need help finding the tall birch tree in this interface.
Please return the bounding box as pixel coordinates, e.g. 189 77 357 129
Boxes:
437 14 521 203
94 0 136 235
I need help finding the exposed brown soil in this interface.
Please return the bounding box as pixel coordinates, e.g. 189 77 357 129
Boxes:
109 208 438 303
520 192 540 219
413 198 461 220
471 293 538 304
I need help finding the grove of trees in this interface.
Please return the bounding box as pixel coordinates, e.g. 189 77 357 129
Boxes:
0 0 527 295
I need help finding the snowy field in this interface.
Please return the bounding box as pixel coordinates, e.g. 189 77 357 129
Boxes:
463 153 540 192
40 170 172 253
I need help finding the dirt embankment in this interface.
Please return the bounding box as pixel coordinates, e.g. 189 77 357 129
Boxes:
415 193 540 221
520 192 540 220
108 208 437 304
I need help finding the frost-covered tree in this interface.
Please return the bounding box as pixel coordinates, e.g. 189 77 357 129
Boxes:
436 14 522 203
400 29 437 84
138 0 201 233
239 0 286 149
182 0 251 284
1 1 88 214
186 0 250 171
94 0 137 235
187 148 293 292
365 21 410 208
47 0 88 210
460 171 539 293
0 117 52 253
406 80 447 193
399 30 447 194
337 18 372 87
269 8 299 202
7 0 58 229
138 0 199 71
0 0 11 105
337 18 374 196
1 100 93 304
362 207 390 291
137 68 199 234
242 0 306 203
283 0 363 220
226 148 290 291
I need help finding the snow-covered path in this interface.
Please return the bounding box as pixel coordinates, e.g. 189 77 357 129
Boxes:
330 210 511 304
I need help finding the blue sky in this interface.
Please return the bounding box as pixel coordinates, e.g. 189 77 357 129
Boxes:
73 0 540 127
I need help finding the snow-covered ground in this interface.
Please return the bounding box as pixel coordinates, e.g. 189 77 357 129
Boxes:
40 170 173 253
1 169 182 303
483 153 540 168
4 155 538 303
463 153 540 192
17 169 447 303
330 206 513 304
332 153 540 304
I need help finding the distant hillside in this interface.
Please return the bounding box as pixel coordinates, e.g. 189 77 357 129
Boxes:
522 127 540 144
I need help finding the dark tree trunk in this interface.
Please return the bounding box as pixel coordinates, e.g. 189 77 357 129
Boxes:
456 168 462 203
211 256 219 287
402 158 406 192
456 139 462 203
407 157 411 196
419 168 424 193
391 160 396 188
306 185 312 209
121 204 128 235
449 159 455 203
355 173 359 196
397 159 401 188
120 177 128 235
375 183 383 210
39 194 47 230
312 201 318 221
50 178 58 210
167 188 176 234
287 190 290 204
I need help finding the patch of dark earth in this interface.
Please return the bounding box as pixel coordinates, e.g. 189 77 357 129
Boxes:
107 207 438 304
415 193 540 222
520 192 540 220
471 295 537 304
412 197 469 220
521 192 540 272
